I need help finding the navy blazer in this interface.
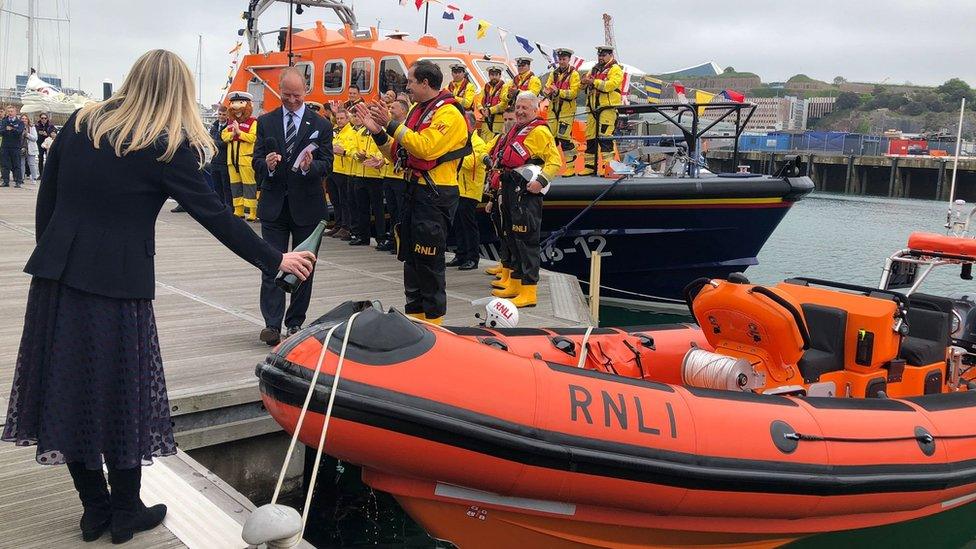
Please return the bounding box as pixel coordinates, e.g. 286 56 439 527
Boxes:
24 111 283 300
252 107 333 226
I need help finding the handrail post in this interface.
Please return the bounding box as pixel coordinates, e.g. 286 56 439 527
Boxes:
588 253 602 326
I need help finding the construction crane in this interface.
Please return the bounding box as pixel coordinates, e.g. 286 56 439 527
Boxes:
602 13 616 53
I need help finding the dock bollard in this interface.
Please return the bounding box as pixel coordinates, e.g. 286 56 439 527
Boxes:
241 503 303 548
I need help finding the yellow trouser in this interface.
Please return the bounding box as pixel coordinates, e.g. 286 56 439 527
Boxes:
228 159 258 219
581 108 618 176
547 105 577 176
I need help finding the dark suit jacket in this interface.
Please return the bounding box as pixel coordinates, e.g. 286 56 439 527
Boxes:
252 107 333 225
24 111 283 300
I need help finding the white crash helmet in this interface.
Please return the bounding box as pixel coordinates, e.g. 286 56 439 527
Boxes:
484 297 519 328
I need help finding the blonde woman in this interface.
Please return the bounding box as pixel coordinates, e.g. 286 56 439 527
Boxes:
1 50 316 544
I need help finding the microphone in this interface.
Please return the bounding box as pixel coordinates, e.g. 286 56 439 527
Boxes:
265 137 280 173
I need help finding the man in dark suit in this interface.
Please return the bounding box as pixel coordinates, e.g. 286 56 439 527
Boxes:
252 67 334 345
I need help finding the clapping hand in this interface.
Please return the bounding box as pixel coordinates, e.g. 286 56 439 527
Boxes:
367 100 392 128
363 156 384 169
333 143 345 155
352 102 382 134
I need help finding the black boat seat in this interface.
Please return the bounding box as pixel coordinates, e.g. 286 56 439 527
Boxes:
797 304 847 383
901 306 950 366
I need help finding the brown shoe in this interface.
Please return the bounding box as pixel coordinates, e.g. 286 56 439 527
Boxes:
260 327 281 346
337 228 353 241
325 227 341 237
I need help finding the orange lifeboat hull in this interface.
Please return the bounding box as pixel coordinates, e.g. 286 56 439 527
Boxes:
257 305 976 547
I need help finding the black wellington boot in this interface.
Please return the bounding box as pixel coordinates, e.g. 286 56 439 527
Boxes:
107 466 167 544
66 462 112 542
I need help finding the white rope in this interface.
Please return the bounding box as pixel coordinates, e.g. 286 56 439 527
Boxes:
300 311 363 532
576 325 594 368
269 322 342 504
576 278 685 303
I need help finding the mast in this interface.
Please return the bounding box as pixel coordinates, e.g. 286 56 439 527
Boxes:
196 34 203 104
27 0 34 74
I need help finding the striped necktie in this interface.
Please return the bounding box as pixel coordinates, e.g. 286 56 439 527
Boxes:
284 111 298 156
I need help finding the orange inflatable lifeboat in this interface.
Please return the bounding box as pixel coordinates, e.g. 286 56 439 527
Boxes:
257 275 976 547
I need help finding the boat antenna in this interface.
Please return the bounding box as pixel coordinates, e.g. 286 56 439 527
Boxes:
287 0 295 66
948 97 967 210
423 1 429 34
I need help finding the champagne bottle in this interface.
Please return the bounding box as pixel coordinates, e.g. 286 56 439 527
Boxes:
275 220 327 293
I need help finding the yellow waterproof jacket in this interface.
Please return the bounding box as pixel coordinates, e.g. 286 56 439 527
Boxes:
447 79 476 110
379 97 468 187
458 132 488 201
587 61 624 110
545 68 581 119
511 71 543 96
354 127 385 180
333 123 357 175
346 125 366 177
522 123 563 184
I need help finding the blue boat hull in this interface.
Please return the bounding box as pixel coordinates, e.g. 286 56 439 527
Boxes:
477 175 814 307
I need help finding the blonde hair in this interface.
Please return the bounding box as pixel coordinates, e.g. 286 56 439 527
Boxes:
75 49 214 165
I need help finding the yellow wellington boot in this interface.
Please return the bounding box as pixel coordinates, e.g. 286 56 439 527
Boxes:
511 284 538 308
233 200 245 218
485 265 502 276
490 268 511 289
492 278 521 299
424 315 444 326
406 312 425 321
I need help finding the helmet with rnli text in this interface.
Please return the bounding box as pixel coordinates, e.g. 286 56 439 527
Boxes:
484 298 519 328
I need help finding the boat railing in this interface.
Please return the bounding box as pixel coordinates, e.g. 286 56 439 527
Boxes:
596 102 758 176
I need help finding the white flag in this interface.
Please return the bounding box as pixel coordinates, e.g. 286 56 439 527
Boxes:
497 28 511 64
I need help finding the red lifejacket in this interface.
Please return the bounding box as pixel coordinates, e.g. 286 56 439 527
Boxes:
390 90 470 173
590 60 617 81
490 118 547 170
551 68 576 91
513 71 536 91
482 81 505 108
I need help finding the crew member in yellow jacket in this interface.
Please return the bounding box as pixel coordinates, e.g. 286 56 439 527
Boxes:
580 45 623 176
222 91 259 220
446 64 476 112
488 92 561 308
508 57 543 105
544 48 582 176
477 66 509 141
326 109 352 239
353 61 469 324
330 110 359 240
381 98 410 253
350 114 390 249
448 124 488 271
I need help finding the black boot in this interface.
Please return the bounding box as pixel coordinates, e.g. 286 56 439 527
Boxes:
66 462 112 542
107 466 167 544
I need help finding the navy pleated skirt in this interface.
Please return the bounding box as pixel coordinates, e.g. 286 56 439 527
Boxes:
2 277 177 470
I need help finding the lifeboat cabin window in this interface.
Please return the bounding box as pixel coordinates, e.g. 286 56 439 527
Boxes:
475 59 514 83
294 61 314 94
323 60 345 94
420 58 480 92
379 56 408 94
350 58 375 94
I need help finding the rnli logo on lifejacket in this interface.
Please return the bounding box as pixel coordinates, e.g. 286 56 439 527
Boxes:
511 142 527 156
414 243 437 256
568 385 678 438
511 224 528 233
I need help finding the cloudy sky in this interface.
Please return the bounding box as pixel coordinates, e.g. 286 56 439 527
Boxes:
1 0 974 103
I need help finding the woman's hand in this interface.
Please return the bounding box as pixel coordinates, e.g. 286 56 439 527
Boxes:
279 250 316 280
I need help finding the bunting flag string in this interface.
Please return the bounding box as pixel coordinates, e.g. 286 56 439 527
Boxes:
442 3 459 19
476 19 490 39
221 41 245 93
457 13 473 44
514 35 533 54
497 28 511 62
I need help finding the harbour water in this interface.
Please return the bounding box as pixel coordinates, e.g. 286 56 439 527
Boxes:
602 191 975 326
